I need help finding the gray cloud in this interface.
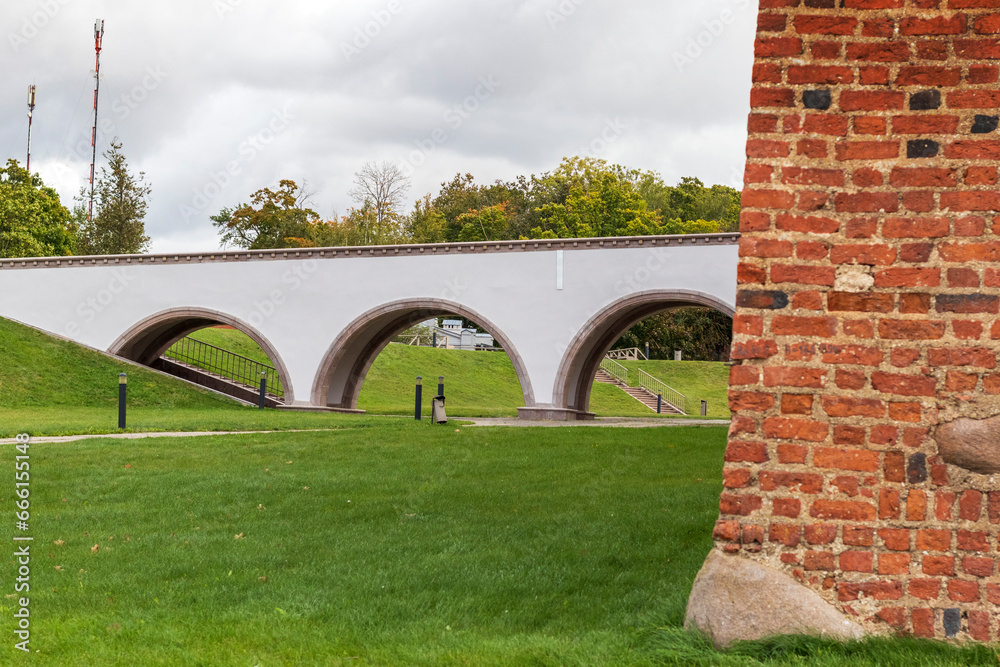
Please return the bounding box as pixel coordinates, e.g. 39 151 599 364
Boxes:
1 0 755 253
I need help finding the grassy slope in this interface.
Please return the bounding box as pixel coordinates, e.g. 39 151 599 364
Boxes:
174 328 732 419
0 318 370 437
621 360 732 420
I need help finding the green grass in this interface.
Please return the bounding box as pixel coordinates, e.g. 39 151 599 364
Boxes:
2 425 993 665
1 424 724 665
0 317 370 437
620 360 732 420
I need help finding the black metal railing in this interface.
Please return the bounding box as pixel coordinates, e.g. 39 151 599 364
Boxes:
163 337 284 399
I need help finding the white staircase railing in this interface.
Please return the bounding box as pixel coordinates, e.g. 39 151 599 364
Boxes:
635 368 686 415
599 358 630 386
606 347 648 361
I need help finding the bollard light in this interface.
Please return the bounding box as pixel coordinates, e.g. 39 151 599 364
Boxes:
415 377 423 420
118 373 127 429
258 371 268 410
657 393 662 415
438 375 445 398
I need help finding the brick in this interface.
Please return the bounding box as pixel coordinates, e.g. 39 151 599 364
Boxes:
769 522 802 547
963 556 994 578
821 397 885 418
723 468 752 489
878 553 911 575
760 471 824 494
811 500 877 521
773 498 802 518
907 490 927 521
821 344 884 365
917 529 952 552
879 527 911 551
910 579 941 601
838 581 902 602
804 550 836 571
772 316 838 338
720 493 764 516
730 391 777 412
835 141 900 160
923 555 955 576
969 611 991 642
841 551 874 573
961 490 984 521
713 520 741 542
726 441 769 463
872 371 937 396
843 526 873 547
805 523 838 545
948 579 980 602
777 444 808 464
937 491 956 521
912 608 935 637
876 320 946 341
763 366 826 388
763 417 830 442
873 268 940 288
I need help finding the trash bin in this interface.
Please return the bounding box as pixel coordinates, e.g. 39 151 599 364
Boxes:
432 395 447 424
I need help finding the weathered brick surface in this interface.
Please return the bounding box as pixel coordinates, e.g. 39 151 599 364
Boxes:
718 0 1000 642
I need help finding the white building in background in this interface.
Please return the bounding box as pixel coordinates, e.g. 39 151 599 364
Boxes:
422 318 495 350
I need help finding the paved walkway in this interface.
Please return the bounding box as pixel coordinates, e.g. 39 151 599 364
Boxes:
463 417 730 428
0 418 730 445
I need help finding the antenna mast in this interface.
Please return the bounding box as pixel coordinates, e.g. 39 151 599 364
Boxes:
26 85 36 173
88 19 104 222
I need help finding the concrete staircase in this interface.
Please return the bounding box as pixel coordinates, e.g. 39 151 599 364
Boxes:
154 357 282 408
594 370 683 415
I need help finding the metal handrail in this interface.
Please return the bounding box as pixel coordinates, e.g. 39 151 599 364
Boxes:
606 347 648 361
599 358 630 386
163 337 284 399
635 368 686 415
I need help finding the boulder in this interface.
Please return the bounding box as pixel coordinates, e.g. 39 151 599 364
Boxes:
935 417 1000 475
685 549 865 649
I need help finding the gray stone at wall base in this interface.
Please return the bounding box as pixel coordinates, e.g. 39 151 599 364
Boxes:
685 549 865 649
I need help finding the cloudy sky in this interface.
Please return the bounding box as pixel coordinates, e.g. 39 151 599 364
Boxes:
2 0 756 253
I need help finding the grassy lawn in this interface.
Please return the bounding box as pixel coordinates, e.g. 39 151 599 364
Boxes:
2 425 992 666
620 360 732 420
1 424 722 665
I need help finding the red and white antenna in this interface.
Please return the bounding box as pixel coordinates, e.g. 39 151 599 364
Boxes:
88 19 104 221
26 85 36 173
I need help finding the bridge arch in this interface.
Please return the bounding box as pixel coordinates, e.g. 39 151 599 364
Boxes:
311 298 534 411
108 307 296 404
553 289 735 417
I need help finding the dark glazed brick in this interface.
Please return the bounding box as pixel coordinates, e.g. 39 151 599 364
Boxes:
910 90 941 111
972 115 1000 134
907 454 927 485
908 140 939 159
944 608 962 638
737 290 790 310
803 90 832 110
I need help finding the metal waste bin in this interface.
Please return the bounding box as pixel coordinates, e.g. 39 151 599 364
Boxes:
432 395 447 423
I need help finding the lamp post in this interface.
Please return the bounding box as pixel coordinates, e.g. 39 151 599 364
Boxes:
118 373 127 429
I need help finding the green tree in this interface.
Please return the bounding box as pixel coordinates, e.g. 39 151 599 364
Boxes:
615 308 733 362
213 180 320 250
76 139 151 255
0 159 75 258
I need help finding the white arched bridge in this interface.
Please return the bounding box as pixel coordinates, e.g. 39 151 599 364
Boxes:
0 234 739 420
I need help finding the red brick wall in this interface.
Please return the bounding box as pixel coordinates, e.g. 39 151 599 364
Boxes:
722 0 1000 641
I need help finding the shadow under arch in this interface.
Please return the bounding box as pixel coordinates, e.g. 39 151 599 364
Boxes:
552 289 735 417
108 307 296 404
311 298 535 411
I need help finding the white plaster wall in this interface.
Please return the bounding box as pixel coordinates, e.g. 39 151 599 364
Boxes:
0 242 738 407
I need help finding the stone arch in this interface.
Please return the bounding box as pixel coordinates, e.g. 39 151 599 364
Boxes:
311 298 534 411
553 289 735 416
108 307 295 403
